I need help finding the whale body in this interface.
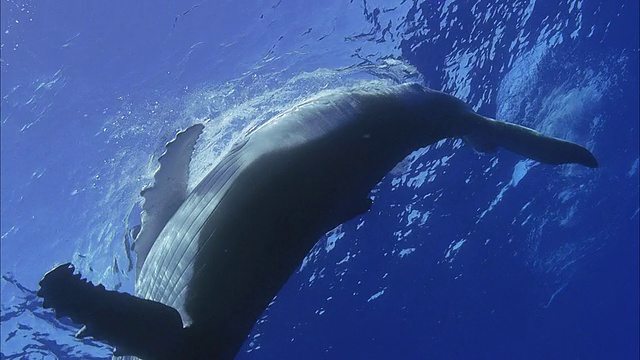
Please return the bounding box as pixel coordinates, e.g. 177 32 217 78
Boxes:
37 83 598 360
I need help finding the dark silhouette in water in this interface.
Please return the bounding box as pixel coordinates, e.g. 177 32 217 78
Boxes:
38 83 598 360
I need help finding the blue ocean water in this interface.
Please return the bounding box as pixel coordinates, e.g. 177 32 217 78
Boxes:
1 0 638 359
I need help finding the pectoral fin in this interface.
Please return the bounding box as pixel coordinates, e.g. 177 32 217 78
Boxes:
135 124 205 275
38 263 187 360
468 114 598 168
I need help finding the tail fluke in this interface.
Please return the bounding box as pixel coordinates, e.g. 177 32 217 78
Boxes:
465 115 598 168
38 263 186 360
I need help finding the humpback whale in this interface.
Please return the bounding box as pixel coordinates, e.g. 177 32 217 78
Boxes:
37 83 598 360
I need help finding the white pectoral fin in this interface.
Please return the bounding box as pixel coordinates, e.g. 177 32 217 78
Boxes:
135 124 205 275
469 114 598 168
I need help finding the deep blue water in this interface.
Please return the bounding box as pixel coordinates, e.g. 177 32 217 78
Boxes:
1 0 638 359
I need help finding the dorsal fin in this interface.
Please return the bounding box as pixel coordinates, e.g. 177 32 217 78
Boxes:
134 124 205 277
